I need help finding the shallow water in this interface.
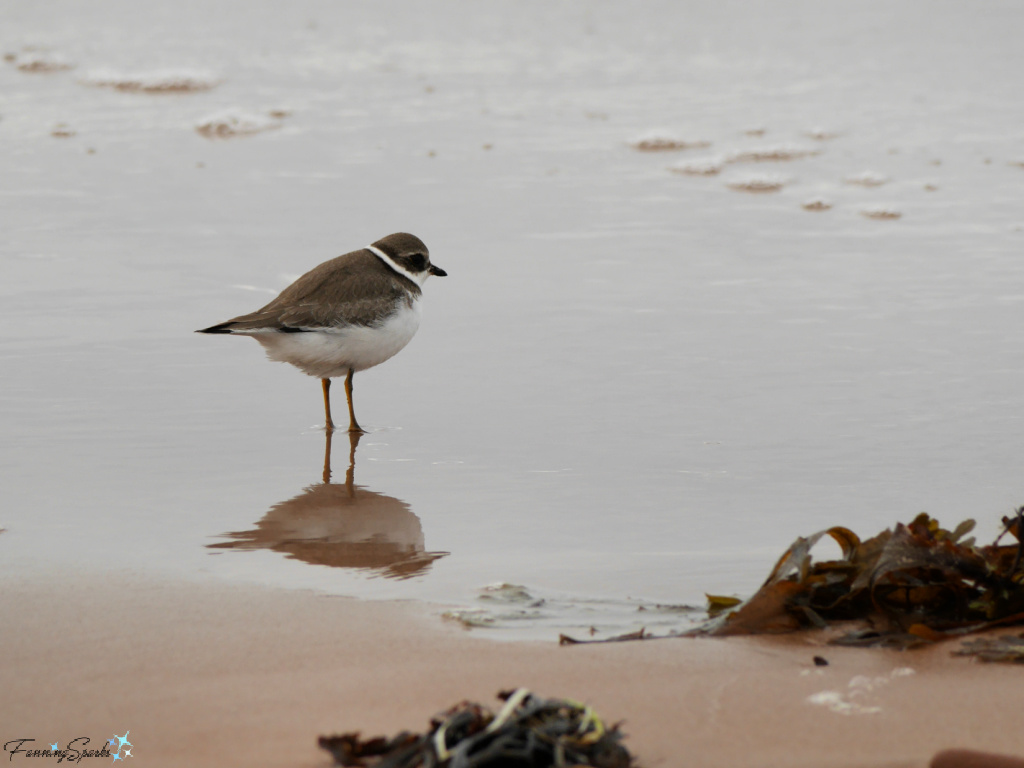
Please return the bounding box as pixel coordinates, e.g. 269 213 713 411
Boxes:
3 0 1023 638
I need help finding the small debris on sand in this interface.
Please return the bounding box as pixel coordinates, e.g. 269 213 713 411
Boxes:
726 174 786 193
668 158 724 176
195 109 286 138
81 68 220 93
806 128 839 141
727 145 819 163
802 198 832 211
628 130 711 152
861 206 902 220
844 171 888 187
931 749 1024 768
7 50 75 73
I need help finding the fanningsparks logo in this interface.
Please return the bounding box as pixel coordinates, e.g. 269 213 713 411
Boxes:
3 732 134 763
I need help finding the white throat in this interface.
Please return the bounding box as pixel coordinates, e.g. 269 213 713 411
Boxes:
366 244 426 287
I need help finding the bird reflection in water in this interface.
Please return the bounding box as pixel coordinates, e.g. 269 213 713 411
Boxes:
208 431 448 579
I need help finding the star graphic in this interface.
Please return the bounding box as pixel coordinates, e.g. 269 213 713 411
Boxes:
112 754 121 763
108 738 118 747
50 743 59 751
114 732 132 750
124 749 132 758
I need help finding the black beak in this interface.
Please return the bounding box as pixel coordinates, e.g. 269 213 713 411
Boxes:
430 264 447 277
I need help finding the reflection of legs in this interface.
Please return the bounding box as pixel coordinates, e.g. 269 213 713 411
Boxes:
321 378 335 431
322 428 333 484
345 369 365 434
345 430 360 491
322 427 361 489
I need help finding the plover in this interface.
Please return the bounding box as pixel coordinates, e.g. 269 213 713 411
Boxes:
197 232 446 433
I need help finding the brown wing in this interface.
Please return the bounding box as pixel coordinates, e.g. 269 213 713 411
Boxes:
199 249 420 333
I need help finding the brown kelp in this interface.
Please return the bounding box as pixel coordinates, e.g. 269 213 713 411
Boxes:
702 510 1024 646
318 688 632 768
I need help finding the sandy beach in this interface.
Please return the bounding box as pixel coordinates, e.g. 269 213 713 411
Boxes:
3 573 1021 768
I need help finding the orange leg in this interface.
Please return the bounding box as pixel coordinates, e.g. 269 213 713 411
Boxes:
321 378 335 431
344 369 365 434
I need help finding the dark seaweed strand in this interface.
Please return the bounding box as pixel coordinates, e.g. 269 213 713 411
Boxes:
1011 506 1024 578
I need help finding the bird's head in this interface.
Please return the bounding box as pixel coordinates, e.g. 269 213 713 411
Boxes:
370 232 447 286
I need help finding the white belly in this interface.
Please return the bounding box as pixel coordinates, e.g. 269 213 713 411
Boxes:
250 301 422 379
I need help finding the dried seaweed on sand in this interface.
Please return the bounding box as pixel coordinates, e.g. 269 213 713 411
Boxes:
319 688 632 768
562 509 1024 649
701 510 1024 647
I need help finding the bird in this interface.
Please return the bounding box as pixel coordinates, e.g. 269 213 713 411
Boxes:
197 232 446 433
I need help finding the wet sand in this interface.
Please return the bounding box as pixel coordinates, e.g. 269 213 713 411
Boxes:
5 0 1024 620
3 573 1021 768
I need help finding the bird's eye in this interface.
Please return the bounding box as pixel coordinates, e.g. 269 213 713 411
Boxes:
409 254 428 272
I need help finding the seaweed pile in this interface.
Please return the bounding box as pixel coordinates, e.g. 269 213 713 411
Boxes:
702 510 1024 647
318 688 631 768
559 510 1024 649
